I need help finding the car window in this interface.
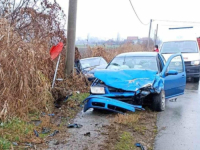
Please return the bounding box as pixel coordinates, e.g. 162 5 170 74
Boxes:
80 57 107 69
167 56 183 73
107 56 158 71
161 41 198 53
100 58 108 65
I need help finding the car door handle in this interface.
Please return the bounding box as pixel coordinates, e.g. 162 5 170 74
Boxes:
182 74 185 78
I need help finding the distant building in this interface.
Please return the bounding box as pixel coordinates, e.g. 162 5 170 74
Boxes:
126 36 139 44
139 37 149 44
105 39 115 45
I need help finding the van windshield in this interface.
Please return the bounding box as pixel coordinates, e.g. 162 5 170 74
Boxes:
161 41 198 53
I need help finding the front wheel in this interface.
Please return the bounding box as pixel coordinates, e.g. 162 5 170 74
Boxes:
193 77 199 83
152 90 165 111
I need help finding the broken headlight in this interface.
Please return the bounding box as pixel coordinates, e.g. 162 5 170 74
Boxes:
91 87 105 94
191 60 200 66
85 73 94 78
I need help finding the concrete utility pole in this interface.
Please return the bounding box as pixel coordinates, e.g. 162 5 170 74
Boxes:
65 0 78 76
147 19 152 49
154 24 158 45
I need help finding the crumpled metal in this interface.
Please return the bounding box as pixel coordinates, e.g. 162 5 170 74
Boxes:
94 69 164 93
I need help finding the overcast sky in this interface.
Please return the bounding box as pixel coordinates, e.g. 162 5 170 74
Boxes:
57 0 200 40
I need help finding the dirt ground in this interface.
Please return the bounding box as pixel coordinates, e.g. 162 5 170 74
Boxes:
48 108 157 150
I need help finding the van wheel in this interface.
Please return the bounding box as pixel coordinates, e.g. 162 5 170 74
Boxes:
193 77 199 83
152 90 165 111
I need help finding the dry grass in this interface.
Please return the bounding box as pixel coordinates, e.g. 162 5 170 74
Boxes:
113 113 140 126
82 44 147 62
103 110 157 150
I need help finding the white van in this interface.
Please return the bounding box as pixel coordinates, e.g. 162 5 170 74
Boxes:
160 38 200 82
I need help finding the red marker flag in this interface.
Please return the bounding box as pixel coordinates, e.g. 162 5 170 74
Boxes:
50 42 64 60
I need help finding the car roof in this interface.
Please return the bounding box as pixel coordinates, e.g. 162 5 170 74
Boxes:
80 57 103 61
162 38 197 42
116 52 158 57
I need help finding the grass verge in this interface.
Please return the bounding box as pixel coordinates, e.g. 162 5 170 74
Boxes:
103 109 157 150
0 93 89 149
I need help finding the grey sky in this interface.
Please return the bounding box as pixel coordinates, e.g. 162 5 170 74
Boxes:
57 0 200 40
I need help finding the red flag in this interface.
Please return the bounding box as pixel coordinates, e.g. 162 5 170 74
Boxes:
50 42 64 60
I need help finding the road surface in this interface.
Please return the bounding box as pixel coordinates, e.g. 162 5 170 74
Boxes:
155 81 200 150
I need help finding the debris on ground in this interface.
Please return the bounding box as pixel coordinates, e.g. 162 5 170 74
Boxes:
34 129 39 137
49 130 59 137
135 143 145 150
48 139 60 146
24 143 33 147
84 132 91 137
67 123 83 128
41 127 51 134
30 120 42 126
12 142 18 146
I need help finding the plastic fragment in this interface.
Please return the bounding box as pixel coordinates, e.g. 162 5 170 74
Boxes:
33 129 39 137
41 127 50 134
49 130 59 137
67 123 83 128
84 132 90 136
135 143 145 150
12 142 18 146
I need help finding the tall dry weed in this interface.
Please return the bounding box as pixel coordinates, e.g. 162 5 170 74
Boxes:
0 27 55 121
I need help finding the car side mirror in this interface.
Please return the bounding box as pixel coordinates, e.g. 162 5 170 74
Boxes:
166 70 178 76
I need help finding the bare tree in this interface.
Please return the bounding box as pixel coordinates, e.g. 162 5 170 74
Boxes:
0 0 66 45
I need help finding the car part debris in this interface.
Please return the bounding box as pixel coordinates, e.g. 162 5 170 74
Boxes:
48 114 55 116
169 98 177 102
135 143 145 150
48 139 59 146
33 129 39 137
41 127 51 134
12 142 18 146
25 143 33 147
49 130 59 137
67 123 83 128
84 96 144 113
84 132 90 136
30 120 42 126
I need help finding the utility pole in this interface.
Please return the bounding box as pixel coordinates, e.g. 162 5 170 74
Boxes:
65 0 78 76
147 19 152 49
154 24 158 45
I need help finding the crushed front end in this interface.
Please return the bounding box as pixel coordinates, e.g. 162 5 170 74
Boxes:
83 70 164 113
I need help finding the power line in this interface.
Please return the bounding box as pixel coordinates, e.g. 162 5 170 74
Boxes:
154 19 200 24
128 0 149 25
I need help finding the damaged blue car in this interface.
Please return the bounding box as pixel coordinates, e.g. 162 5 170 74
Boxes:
84 52 186 113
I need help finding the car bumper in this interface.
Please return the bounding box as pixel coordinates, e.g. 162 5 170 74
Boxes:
83 95 143 113
185 65 200 78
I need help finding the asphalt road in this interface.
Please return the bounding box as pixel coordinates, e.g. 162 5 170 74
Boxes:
155 81 200 150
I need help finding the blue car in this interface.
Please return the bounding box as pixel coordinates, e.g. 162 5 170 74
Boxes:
84 52 186 113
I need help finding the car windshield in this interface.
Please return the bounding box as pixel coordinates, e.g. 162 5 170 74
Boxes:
107 56 158 71
161 41 198 53
80 57 107 69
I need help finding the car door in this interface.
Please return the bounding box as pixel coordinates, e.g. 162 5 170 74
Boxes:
161 53 186 99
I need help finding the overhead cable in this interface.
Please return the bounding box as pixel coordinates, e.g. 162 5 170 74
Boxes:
128 0 149 25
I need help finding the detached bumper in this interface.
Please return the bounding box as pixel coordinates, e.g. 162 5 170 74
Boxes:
83 95 143 113
185 65 200 78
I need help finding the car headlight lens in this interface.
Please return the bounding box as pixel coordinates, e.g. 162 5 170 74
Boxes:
91 87 105 94
191 60 200 66
85 73 94 78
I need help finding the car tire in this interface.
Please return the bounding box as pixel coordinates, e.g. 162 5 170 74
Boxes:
152 90 165 111
193 77 199 83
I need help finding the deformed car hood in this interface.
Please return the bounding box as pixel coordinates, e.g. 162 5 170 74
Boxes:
94 69 164 93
